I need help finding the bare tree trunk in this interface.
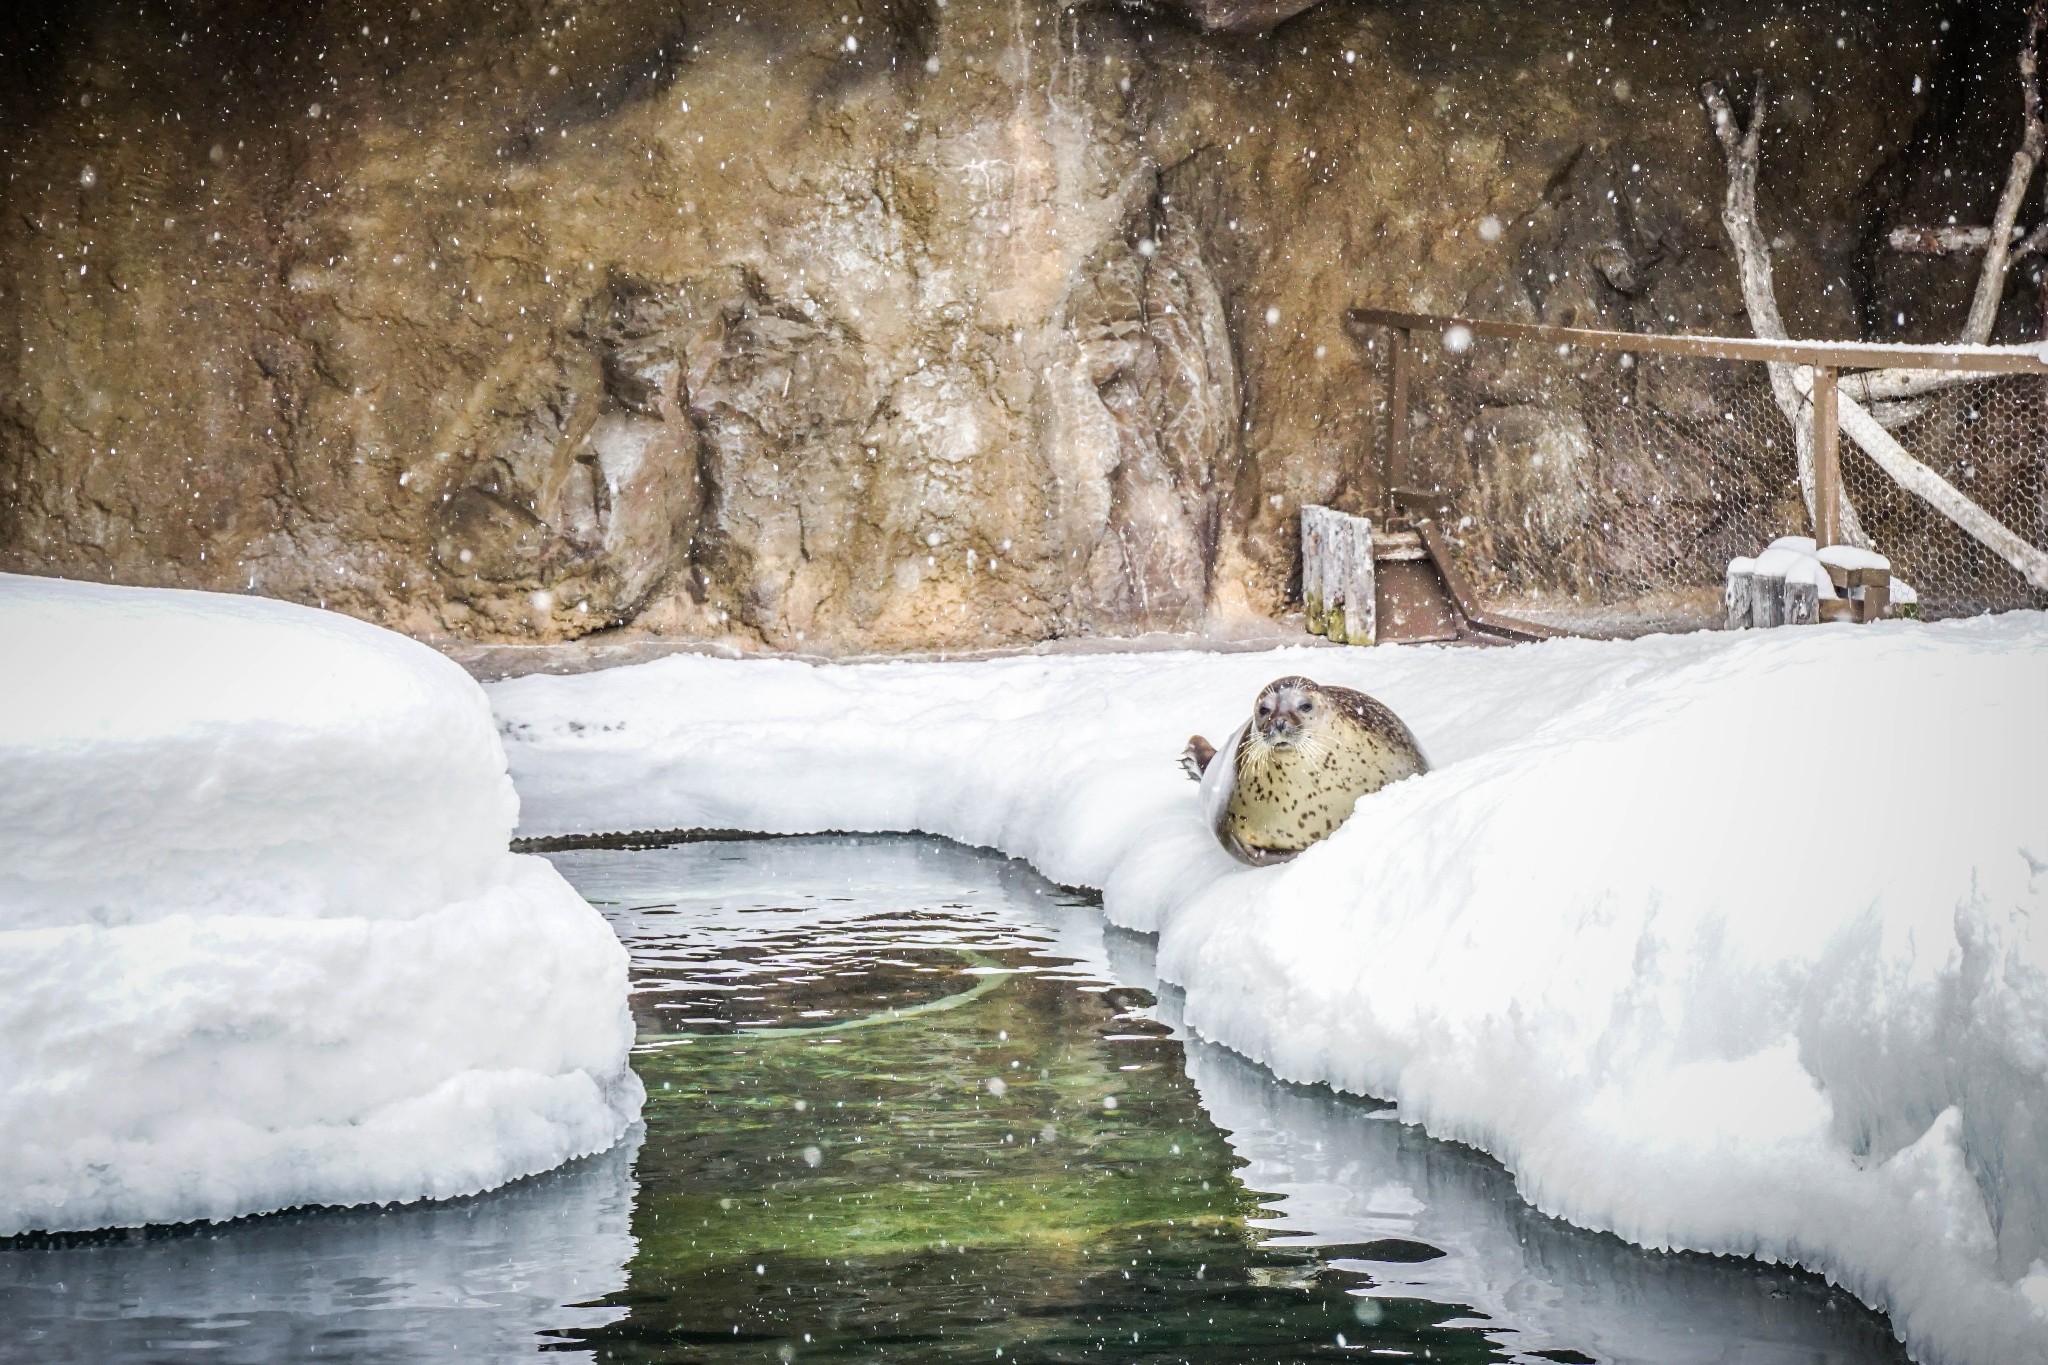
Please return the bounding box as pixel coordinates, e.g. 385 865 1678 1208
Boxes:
1833 8 2047 405
1703 78 1872 545
1700 15 2048 591
1963 0 2048 345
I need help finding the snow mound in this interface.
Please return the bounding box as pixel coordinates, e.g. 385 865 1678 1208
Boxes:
0 575 641 1235
494 615 2048 1365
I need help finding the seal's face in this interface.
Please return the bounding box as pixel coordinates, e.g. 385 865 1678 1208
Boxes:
1251 676 1322 749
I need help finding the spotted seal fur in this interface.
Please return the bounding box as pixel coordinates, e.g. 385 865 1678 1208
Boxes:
1181 675 1428 865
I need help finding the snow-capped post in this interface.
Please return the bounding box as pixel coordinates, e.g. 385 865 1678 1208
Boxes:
1819 545 1894 622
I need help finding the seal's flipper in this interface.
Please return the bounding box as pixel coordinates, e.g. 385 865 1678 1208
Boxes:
1181 735 1216 781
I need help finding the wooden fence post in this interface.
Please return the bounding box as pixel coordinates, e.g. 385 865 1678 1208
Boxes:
1812 365 1841 547
1386 328 1410 510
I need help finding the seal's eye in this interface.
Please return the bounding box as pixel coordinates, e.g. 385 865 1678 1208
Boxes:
1300 700 1314 711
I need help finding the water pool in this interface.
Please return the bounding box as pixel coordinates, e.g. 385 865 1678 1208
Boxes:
0 836 1908 1363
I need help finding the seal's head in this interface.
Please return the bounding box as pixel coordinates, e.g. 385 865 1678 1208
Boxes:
1250 675 1323 749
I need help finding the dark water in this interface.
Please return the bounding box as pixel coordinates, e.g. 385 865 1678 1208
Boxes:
0 836 1908 1364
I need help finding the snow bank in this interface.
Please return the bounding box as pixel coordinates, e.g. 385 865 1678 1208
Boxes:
0 1133 640 1363
494 615 2048 1365
0 574 641 1235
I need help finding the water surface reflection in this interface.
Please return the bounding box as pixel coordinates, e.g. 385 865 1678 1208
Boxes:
0 835 1905 1364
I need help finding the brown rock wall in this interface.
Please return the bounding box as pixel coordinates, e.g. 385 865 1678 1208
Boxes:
0 0 1960 649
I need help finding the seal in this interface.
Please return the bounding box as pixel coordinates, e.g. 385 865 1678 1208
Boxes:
1181 675 1428 865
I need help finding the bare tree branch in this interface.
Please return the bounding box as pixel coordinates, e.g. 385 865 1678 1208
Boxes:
1701 76 1872 544
1962 0 2048 344
1840 367 2013 404
1701 30 2048 585
1888 225 2033 255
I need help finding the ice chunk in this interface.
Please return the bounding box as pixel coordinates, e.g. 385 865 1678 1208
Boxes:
0 575 641 1235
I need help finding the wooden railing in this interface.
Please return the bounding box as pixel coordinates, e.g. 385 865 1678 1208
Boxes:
1344 306 2048 553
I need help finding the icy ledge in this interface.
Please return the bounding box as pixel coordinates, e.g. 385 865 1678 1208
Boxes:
494 614 2048 1365
0 575 641 1235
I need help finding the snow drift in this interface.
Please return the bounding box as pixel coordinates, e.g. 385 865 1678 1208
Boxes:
0 574 641 1235
493 615 2048 1365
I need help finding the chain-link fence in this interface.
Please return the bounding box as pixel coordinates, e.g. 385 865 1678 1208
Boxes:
1349 314 2048 635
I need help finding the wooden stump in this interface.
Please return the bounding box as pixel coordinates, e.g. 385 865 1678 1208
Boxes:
1724 558 1756 629
1784 575 1821 625
1751 568 1786 627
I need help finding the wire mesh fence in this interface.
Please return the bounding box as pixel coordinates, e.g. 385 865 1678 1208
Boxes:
1844 375 2048 620
1352 322 2048 634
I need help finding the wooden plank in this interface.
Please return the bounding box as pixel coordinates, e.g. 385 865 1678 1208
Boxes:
1387 329 1411 502
1374 559 1462 643
1390 485 1457 514
1414 521 1560 642
1342 514 1377 646
1346 306 2048 375
1325 514 1356 643
1812 365 1841 547
1300 505 1330 635
1371 529 1428 561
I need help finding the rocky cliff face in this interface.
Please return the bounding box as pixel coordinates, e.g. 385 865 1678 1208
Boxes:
0 0 1974 649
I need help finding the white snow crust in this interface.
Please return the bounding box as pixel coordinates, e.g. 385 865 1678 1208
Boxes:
494 613 2048 1365
0 574 641 1236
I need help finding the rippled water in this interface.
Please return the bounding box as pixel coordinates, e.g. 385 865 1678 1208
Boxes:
0 836 1908 1364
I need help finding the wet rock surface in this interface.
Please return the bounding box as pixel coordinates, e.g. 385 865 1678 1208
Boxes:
0 0 1979 649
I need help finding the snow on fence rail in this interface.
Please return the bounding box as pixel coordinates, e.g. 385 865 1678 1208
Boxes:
1342 308 2048 633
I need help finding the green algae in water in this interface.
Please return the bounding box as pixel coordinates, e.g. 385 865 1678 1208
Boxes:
545 837 1509 1363
546 834 1912 1365
566 948 1499 1364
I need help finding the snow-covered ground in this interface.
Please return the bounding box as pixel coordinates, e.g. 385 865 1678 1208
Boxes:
493 614 2048 1365
0 575 641 1235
